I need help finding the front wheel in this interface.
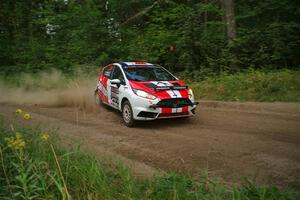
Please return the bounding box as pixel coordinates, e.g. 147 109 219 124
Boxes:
122 101 135 127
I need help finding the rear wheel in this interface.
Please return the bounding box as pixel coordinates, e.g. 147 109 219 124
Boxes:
122 101 135 127
94 91 102 106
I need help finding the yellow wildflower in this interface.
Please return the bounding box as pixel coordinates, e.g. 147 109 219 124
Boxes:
5 132 26 151
40 133 49 142
15 109 22 116
23 113 31 120
16 132 22 139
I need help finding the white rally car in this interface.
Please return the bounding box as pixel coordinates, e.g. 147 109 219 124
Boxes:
95 62 198 126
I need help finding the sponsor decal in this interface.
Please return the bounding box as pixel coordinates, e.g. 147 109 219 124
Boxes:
110 86 119 107
166 90 182 98
150 81 173 87
111 86 119 95
145 81 187 91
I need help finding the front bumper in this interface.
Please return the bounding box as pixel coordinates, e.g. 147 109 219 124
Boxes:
131 96 198 120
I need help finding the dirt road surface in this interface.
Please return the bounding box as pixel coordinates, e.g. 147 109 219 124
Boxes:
1 101 300 189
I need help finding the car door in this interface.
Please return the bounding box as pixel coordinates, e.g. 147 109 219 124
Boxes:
108 65 126 109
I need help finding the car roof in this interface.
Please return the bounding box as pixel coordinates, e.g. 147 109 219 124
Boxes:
118 61 154 68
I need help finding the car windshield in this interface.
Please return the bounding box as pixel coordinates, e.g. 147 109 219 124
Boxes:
123 66 176 81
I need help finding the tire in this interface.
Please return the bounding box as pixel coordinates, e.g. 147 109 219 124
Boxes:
122 100 135 127
94 91 102 106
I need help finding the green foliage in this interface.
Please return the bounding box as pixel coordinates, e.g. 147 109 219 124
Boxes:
0 116 298 199
186 69 300 102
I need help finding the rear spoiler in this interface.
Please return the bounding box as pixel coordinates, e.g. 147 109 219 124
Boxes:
154 86 188 91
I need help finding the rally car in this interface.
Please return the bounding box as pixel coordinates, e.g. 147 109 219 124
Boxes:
94 62 198 127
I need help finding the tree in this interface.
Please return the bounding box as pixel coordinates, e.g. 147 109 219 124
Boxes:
222 0 236 42
0 0 299 75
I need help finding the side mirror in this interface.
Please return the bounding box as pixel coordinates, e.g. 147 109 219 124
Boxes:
110 79 121 85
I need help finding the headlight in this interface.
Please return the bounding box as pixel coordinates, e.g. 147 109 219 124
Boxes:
188 88 194 98
133 89 157 100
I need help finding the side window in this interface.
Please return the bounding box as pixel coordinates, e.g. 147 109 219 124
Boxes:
111 66 125 83
103 66 112 78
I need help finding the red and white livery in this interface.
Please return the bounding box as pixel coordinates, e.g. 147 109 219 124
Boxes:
95 62 198 126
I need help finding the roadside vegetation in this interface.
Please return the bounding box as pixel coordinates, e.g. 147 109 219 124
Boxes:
182 69 300 102
0 110 298 199
1 68 300 103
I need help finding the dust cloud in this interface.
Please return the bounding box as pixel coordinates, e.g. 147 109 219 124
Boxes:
0 69 98 111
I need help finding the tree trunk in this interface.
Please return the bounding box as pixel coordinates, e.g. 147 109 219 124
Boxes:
222 0 236 42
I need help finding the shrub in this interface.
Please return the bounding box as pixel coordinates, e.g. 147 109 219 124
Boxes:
186 69 300 101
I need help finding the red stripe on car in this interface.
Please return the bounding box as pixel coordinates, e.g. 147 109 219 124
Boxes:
182 106 188 112
161 108 172 113
179 89 189 98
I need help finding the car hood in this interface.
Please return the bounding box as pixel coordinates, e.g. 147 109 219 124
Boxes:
129 80 189 100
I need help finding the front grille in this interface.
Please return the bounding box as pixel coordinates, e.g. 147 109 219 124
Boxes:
156 98 192 108
158 112 190 118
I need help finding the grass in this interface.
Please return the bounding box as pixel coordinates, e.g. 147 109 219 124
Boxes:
0 112 298 200
181 69 300 102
